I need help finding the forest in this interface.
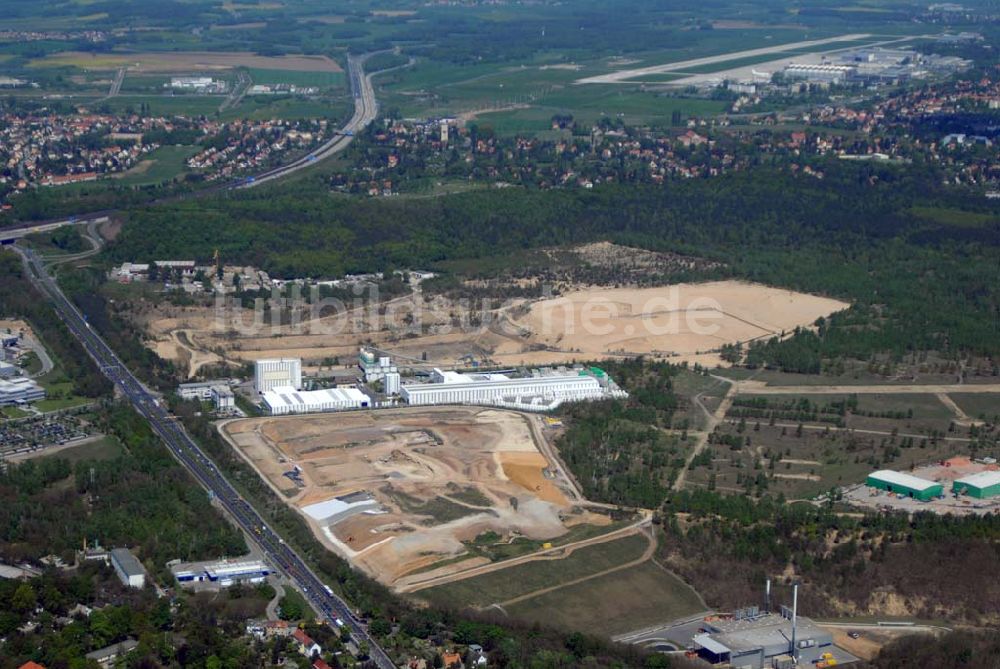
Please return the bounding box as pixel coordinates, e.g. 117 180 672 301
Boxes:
660 489 1000 625
0 251 111 399
102 161 1000 370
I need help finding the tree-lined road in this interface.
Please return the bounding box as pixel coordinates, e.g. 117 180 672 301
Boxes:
17 245 397 669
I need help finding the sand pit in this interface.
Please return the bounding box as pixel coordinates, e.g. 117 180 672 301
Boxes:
220 407 608 588
137 279 848 371
505 282 848 361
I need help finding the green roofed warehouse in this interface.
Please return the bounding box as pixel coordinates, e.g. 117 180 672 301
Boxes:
952 471 1000 499
866 470 943 501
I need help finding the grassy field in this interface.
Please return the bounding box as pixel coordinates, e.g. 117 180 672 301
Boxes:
416 533 650 609
1 406 31 420
503 560 705 635
909 206 999 229
950 393 1000 422
685 391 969 498
39 435 124 464
116 145 199 186
247 67 345 88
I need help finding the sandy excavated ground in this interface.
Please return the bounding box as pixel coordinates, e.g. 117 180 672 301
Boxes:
220 407 607 588
138 279 847 372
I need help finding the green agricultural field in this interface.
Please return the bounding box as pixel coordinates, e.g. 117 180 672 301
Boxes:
246 67 345 88
116 145 200 187
503 560 704 635
416 533 650 609
224 95 353 121
98 94 226 116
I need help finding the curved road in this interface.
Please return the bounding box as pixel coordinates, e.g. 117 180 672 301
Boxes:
0 50 398 243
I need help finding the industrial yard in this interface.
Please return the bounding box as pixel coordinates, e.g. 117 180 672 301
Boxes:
219 407 619 589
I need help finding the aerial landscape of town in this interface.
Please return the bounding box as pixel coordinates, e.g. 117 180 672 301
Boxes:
0 1 999 668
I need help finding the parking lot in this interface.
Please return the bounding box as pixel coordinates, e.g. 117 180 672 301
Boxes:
0 414 96 460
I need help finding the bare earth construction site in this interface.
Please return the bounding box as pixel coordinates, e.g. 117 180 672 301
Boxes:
220 407 616 591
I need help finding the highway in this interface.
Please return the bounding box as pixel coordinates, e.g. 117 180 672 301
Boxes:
15 247 398 669
0 50 395 242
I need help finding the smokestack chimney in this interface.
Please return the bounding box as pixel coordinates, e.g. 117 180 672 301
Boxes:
791 583 799 659
765 578 771 613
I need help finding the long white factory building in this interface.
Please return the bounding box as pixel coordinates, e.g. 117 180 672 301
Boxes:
263 385 370 415
400 367 624 410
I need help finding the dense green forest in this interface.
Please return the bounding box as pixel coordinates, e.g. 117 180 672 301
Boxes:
556 359 683 508
105 162 1000 369
0 251 111 399
661 489 1000 623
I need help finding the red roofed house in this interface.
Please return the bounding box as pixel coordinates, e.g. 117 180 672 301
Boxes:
313 660 332 669
293 628 322 658
19 663 47 669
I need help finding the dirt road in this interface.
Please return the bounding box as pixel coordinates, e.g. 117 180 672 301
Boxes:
673 375 735 491
395 511 652 594
733 382 1000 395
494 524 658 608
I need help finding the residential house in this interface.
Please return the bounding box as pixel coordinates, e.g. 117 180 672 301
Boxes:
442 651 464 669
293 628 322 658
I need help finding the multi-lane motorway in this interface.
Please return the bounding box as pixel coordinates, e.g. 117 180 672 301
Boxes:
0 50 391 244
5 51 399 668
17 245 397 668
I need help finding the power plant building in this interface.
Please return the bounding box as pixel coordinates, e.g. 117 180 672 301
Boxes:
866 470 943 501
693 610 836 669
262 386 369 415
254 358 302 393
952 471 1000 499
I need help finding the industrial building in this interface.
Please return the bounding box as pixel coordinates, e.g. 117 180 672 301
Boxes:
110 548 147 589
211 385 235 412
254 358 302 393
358 347 397 382
170 558 273 588
384 371 401 395
400 367 625 411
866 470 943 501
952 471 1000 499
0 377 45 406
262 385 369 415
302 491 381 526
0 360 17 378
692 583 849 669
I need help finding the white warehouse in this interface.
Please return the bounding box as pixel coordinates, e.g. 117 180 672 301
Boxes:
254 358 302 393
400 367 624 410
263 386 369 415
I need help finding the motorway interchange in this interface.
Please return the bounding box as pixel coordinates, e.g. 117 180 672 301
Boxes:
7 51 399 669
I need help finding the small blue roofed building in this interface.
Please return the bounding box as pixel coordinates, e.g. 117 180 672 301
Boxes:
171 558 273 589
